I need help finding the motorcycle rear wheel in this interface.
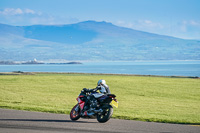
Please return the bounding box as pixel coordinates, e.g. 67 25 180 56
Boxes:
97 106 113 123
70 104 81 121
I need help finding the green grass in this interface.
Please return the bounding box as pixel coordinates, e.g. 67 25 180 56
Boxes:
0 73 200 124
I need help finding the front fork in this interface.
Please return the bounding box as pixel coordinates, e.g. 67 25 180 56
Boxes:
75 104 79 112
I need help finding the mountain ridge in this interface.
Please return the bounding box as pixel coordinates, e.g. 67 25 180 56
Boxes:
0 20 199 61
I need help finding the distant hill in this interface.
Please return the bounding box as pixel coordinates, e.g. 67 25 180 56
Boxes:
0 20 200 61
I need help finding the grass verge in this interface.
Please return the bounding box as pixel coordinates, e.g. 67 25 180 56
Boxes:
0 73 200 125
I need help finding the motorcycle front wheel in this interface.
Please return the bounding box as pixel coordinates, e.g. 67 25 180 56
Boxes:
97 106 113 123
70 104 81 121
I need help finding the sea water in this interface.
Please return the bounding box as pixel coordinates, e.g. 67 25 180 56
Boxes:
0 61 200 77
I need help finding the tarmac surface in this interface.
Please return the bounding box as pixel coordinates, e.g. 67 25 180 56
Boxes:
0 108 199 133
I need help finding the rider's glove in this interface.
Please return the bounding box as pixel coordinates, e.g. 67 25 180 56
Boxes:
82 88 89 92
88 89 95 93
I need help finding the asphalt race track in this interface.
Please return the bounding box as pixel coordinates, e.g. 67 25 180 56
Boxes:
0 109 199 133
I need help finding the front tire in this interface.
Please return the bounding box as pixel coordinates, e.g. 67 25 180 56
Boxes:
97 106 113 123
70 104 81 121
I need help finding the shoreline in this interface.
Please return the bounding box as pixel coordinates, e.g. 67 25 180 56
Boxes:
0 60 200 65
0 71 199 79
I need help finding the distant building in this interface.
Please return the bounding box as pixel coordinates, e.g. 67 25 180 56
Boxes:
22 59 44 64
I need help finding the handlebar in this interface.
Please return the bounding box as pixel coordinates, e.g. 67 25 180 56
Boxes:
82 87 101 93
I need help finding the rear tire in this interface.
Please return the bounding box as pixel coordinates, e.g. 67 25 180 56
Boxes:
97 106 113 123
70 104 81 121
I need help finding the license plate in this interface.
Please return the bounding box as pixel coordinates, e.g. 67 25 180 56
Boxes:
111 100 118 108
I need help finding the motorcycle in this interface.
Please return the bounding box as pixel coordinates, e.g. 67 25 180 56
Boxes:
70 88 118 123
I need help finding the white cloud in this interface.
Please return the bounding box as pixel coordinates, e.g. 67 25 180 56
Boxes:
0 8 80 26
161 20 200 39
181 20 200 27
189 20 200 27
0 8 39 15
115 20 164 32
14 8 23 15
115 19 200 39
144 20 152 24
0 8 21 15
139 20 164 29
115 21 134 29
24 9 36 14
178 20 200 33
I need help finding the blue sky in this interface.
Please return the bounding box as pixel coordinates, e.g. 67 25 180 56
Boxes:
0 0 200 40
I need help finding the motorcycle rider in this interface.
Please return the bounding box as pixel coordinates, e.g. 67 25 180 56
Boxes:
83 79 111 112
96 79 111 94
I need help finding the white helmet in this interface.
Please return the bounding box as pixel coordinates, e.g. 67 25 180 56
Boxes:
97 79 106 86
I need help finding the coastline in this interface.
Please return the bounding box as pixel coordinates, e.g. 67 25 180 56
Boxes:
0 61 199 77
0 71 199 79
